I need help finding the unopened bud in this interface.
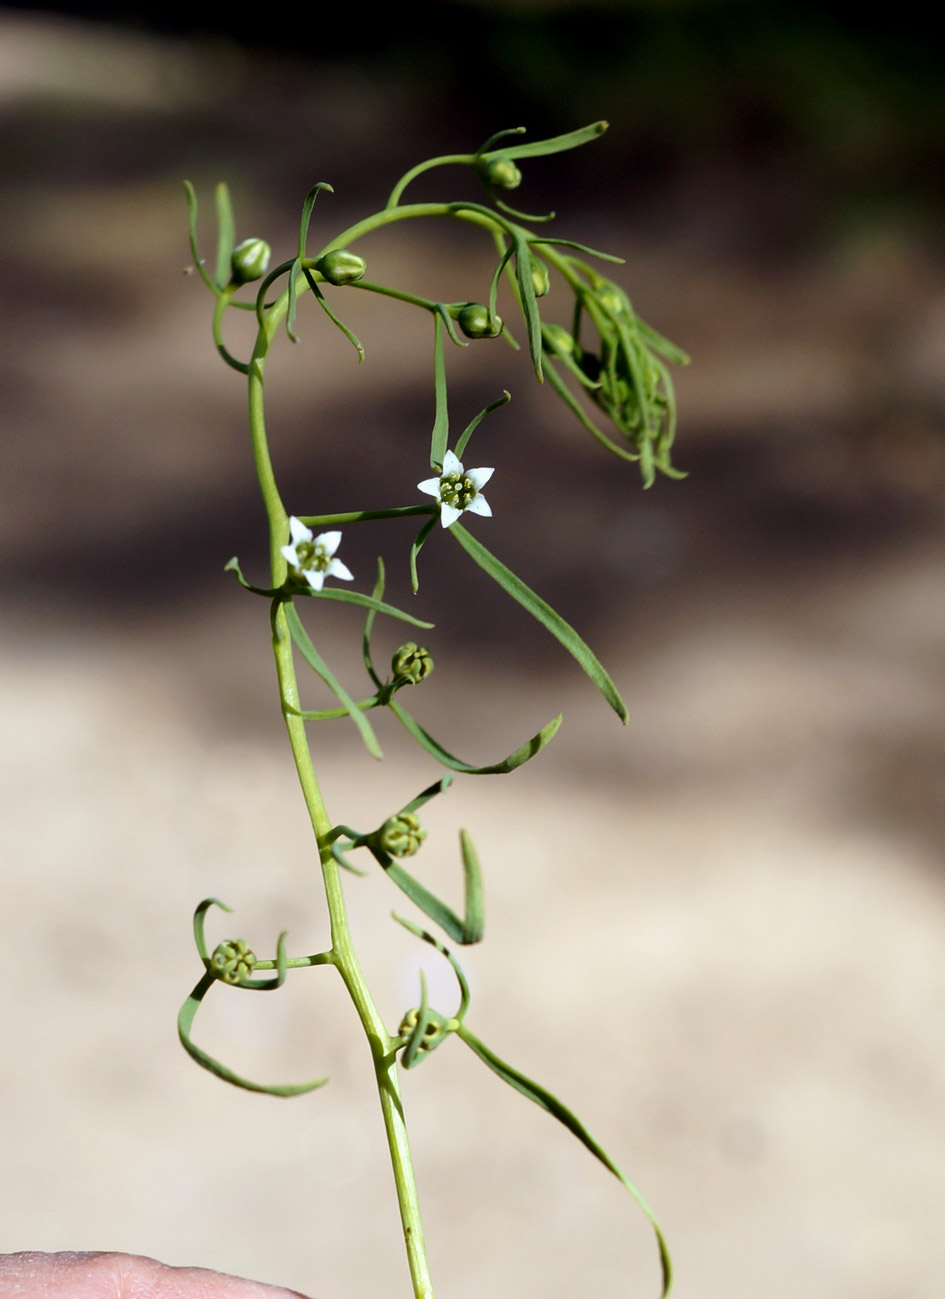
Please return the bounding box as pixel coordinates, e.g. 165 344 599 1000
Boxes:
314 249 367 286
211 938 256 984
543 323 575 355
530 257 550 298
458 304 502 339
392 642 434 685
379 812 426 858
230 238 271 285
479 155 522 190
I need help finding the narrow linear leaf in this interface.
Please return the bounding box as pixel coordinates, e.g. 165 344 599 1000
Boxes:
286 257 302 343
495 198 556 224
544 359 639 463
303 268 365 362
389 700 562 775
530 237 624 264
513 228 543 381
457 1025 672 1298
455 391 512 462
636 317 691 366
475 126 526 156
410 515 438 594
392 912 471 1021
214 182 235 290
183 181 217 294
485 121 608 161
430 312 449 469
401 970 434 1070
383 826 483 945
311 586 433 628
298 182 333 261
285 604 382 759
488 244 515 329
362 557 385 688
449 524 627 723
179 973 328 1098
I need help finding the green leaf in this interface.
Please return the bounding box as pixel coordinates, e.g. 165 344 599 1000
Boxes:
302 268 365 361
179 972 328 1098
286 257 303 343
456 1025 672 1298
214 182 235 291
482 121 608 162
410 515 438 594
362 557 386 688
455 391 511 462
543 359 640 463
183 181 218 295
530 237 624 265
430 312 449 469
383 827 483 945
309 586 433 628
298 181 333 261
449 524 627 723
513 226 543 381
284 603 383 759
389 700 562 775
392 911 471 1021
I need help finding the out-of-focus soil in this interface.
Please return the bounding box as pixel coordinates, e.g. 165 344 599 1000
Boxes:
2 14 944 1299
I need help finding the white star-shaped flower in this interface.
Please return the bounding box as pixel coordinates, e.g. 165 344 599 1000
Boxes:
418 450 494 529
280 517 354 591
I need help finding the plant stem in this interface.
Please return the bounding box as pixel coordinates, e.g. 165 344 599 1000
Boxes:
248 294 435 1298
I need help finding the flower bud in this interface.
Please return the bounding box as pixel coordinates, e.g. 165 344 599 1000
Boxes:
211 938 256 984
392 642 434 685
479 155 522 190
230 238 271 285
530 257 550 298
596 286 626 318
314 249 367 286
458 304 503 339
543 323 575 355
379 812 426 858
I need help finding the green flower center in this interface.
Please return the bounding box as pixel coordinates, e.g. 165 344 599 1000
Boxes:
294 539 330 572
439 472 477 510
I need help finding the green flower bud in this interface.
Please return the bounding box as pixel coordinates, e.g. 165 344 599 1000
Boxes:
458 304 503 339
530 257 550 298
230 238 272 285
398 1005 450 1060
479 155 522 190
543 323 575 355
314 249 367 286
596 286 626 318
211 938 256 984
392 642 434 685
379 812 426 858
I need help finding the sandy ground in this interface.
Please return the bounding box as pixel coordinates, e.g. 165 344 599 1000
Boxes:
3 13 945 1299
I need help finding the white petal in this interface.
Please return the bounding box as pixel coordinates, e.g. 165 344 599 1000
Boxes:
466 466 494 490
442 450 463 475
316 530 342 556
304 569 325 591
465 495 492 517
280 544 299 566
327 559 354 582
288 516 312 544
417 477 441 497
440 502 462 528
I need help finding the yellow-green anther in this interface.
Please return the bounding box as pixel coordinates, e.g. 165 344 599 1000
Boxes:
479 155 522 190
458 304 503 339
314 249 367 286
392 642 434 685
230 238 271 285
211 938 256 984
380 812 426 858
530 257 550 298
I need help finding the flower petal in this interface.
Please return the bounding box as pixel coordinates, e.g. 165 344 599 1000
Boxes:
465 495 492 517
303 569 326 591
417 477 441 497
327 559 354 582
316 530 342 556
280 544 299 566
440 502 462 529
466 466 494 490
442 450 463 475
288 516 312 544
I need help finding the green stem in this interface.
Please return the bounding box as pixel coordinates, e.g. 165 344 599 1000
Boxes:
248 298 434 1299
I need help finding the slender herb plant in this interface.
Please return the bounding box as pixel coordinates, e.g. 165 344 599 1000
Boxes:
180 122 688 1299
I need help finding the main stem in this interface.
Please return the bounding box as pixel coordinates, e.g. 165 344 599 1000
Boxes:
248 303 434 1298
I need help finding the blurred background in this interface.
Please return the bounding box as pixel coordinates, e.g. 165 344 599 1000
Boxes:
2 2 945 1296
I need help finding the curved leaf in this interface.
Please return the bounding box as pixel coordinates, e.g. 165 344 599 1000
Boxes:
389 700 562 774
310 585 433 628
481 121 608 162
285 603 382 760
449 524 627 723
457 1024 672 1298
